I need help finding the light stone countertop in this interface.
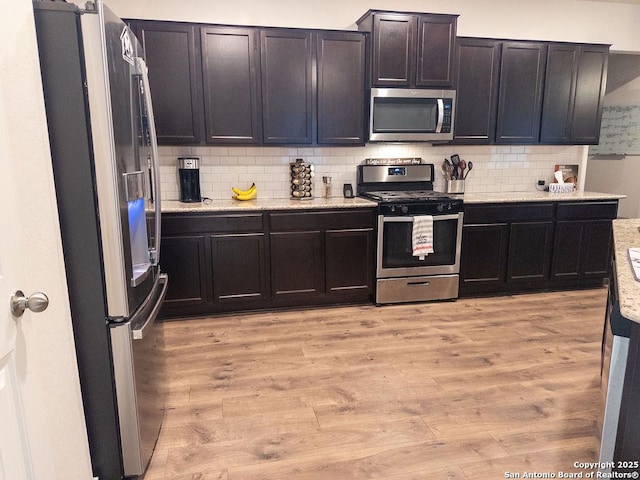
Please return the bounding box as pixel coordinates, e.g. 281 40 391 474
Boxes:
463 191 626 204
161 196 377 213
613 218 640 323
162 191 625 213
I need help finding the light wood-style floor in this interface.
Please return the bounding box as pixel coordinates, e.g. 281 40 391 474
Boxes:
143 288 608 480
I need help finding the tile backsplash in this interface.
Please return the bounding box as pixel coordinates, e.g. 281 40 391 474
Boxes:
158 144 583 201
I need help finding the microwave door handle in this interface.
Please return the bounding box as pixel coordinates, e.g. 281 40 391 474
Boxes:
137 57 162 266
435 99 444 133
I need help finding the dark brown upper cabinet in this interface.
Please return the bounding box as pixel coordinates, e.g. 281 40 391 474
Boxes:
453 37 501 144
357 10 457 88
260 29 313 144
129 21 204 144
572 45 608 143
369 13 416 87
200 26 261 144
540 43 608 144
454 38 609 146
129 20 366 147
316 31 367 145
496 41 548 144
416 15 457 87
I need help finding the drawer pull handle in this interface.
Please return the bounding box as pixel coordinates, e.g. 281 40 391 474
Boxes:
408 281 430 287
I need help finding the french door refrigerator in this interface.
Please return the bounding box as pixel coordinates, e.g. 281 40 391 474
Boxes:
34 1 167 478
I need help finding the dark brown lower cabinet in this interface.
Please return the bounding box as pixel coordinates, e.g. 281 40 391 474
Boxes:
269 209 375 307
160 208 375 318
325 229 374 296
270 230 324 300
506 221 554 282
211 233 267 303
552 220 613 278
551 201 617 281
460 223 508 289
160 212 267 317
160 235 209 311
460 200 617 296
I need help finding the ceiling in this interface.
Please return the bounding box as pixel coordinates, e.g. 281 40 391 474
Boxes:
580 0 640 4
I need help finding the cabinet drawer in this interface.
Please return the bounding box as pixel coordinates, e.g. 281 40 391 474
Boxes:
269 209 376 231
464 203 554 224
556 201 618 220
162 213 265 235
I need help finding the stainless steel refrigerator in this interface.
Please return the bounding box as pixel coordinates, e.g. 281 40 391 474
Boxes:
34 1 167 478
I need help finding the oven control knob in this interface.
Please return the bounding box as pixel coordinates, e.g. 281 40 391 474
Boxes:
437 203 444 213
401 205 409 214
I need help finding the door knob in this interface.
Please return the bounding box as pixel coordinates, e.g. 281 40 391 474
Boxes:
10 290 49 317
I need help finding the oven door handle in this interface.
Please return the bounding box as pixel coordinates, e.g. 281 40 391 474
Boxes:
381 214 461 222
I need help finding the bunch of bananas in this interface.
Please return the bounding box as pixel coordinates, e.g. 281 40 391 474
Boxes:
232 183 257 201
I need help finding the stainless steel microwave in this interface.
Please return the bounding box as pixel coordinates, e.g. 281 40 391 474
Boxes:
369 88 456 142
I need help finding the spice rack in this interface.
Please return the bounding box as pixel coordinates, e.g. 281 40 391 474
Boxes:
290 159 314 200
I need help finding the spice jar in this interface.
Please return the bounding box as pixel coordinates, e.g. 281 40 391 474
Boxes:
322 176 332 198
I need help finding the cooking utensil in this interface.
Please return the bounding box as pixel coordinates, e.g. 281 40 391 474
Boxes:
458 159 466 180
464 161 473 179
443 159 452 180
450 155 460 180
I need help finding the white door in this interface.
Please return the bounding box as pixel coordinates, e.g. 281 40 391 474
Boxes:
0 2 94 479
0 88 37 480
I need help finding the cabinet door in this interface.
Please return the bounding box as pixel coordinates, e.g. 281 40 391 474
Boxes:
507 222 554 282
496 42 547 144
460 223 509 290
371 13 417 87
540 44 579 144
132 21 203 144
551 219 613 279
415 15 456 87
571 45 608 144
453 38 501 144
316 32 366 145
580 220 613 276
211 233 267 303
160 235 209 310
325 229 374 296
201 26 261 144
270 231 323 299
551 221 583 279
261 30 313 144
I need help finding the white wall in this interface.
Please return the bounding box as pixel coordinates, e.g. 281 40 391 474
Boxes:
101 0 640 52
3 1 93 478
160 144 584 200
586 71 640 218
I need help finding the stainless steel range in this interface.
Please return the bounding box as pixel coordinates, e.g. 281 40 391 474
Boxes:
358 162 464 304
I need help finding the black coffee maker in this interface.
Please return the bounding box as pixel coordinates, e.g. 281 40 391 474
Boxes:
178 157 202 203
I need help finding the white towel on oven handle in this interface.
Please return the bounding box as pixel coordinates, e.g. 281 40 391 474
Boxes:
412 215 434 260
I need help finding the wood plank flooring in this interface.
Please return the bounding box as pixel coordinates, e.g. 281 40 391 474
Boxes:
143 288 608 480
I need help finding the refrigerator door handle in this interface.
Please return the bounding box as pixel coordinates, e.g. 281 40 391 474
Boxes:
136 57 162 267
132 273 167 341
